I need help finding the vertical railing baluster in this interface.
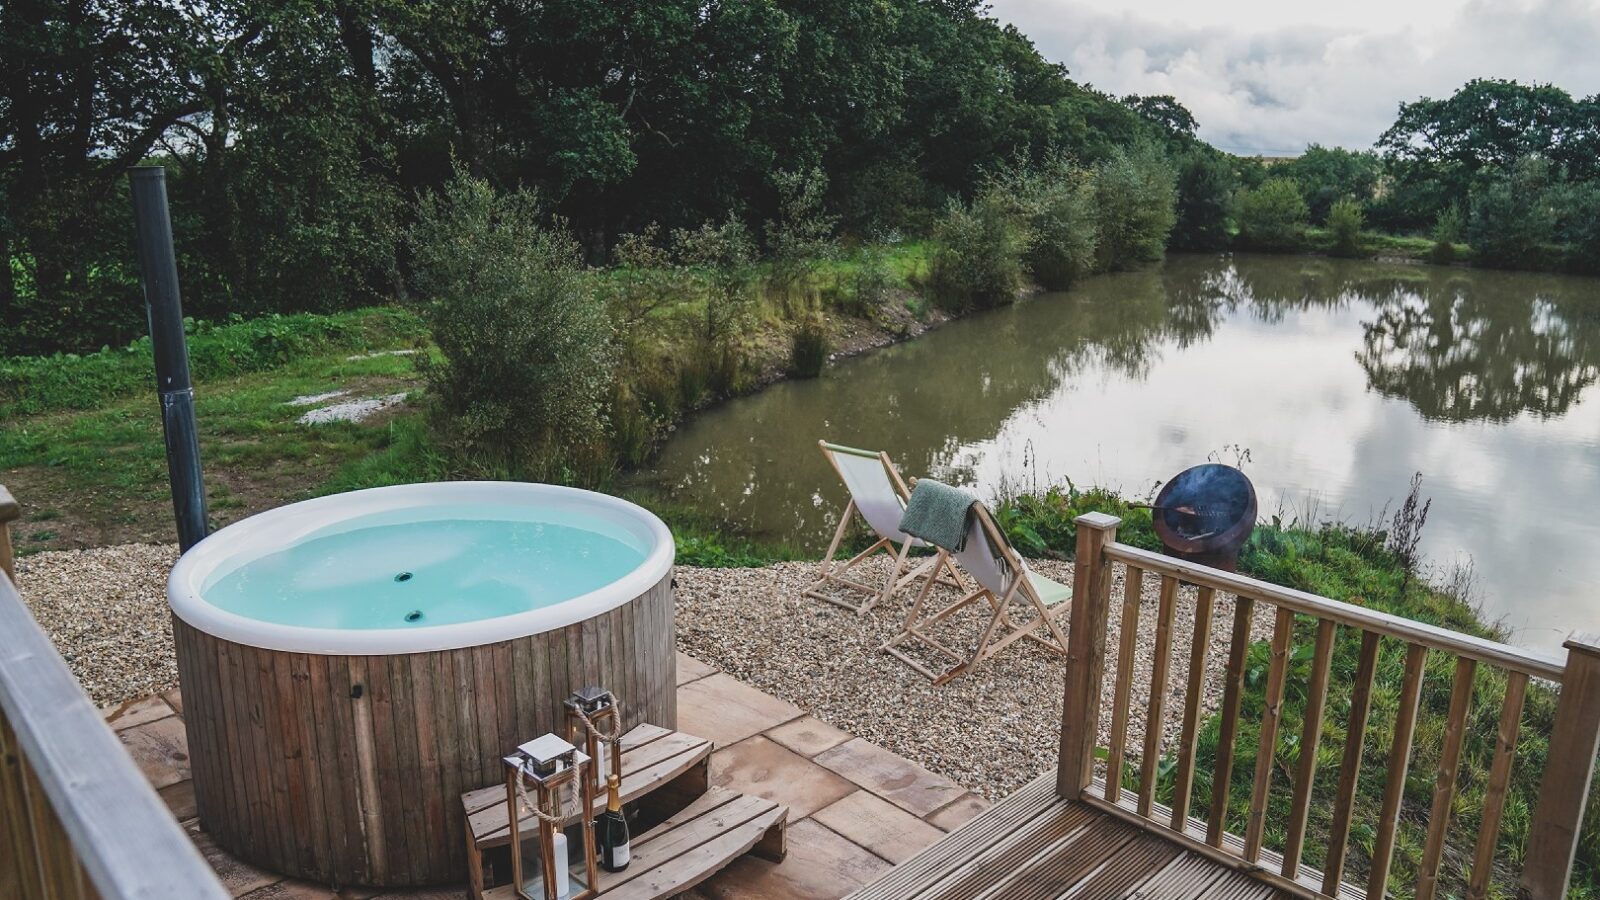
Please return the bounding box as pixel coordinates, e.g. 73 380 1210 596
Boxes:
1105 565 1144 802
1243 606 1294 861
1057 513 1120 799
1322 630 1382 895
1467 671 1526 900
1368 643 1428 898
1205 595 1255 845
1415 657 1475 900
1523 636 1600 900
0 484 18 584
1282 618 1337 879
1169 586 1216 832
1139 574 1180 818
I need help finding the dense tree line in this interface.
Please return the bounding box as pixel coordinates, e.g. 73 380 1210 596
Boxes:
1 0 1229 355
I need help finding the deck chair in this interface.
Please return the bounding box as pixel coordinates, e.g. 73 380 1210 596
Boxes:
805 441 969 614
881 499 1071 685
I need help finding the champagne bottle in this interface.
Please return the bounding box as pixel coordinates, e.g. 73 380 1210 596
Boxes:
596 773 630 872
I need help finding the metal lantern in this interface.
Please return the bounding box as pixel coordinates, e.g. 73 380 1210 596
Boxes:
565 686 623 799
504 734 599 900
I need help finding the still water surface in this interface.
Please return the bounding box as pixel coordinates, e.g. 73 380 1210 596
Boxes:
644 254 1600 652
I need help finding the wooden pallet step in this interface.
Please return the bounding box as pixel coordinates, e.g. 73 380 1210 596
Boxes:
465 724 712 849
482 786 786 900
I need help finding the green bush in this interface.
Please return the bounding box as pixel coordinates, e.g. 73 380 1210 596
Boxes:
842 243 895 316
927 194 1032 311
407 172 613 478
993 155 1100 291
1092 145 1177 272
1468 157 1557 270
1326 197 1366 257
1170 150 1236 252
789 315 830 378
1236 177 1310 251
672 218 759 397
1558 181 1600 274
764 168 838 313
1429 207 1463 264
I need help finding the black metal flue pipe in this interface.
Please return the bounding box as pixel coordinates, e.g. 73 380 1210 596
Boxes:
128 166 208 552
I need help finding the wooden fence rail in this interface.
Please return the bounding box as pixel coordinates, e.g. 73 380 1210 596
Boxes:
0 489 229 900
1058 513 1600 900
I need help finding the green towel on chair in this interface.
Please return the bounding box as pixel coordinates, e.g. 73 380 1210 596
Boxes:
899 479 977 551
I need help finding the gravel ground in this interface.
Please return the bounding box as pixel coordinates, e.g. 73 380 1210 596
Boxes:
16 543 180 706
676 556 1272 799
16 543 1267 802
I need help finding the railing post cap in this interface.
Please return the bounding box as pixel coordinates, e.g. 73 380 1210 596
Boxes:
0 484 18 524
1563 632 1600 657
1075 512 1121 530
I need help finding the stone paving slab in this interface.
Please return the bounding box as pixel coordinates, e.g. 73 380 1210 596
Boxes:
123 652 969 899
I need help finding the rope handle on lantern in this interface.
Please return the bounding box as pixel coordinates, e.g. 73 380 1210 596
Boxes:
514 763 566 825
572 699 624 743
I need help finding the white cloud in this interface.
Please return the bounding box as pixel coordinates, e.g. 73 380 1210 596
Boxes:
990 0 1600 155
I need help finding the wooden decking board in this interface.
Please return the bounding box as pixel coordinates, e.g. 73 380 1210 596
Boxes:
842 774 1061 900
1195 868 1286 900
1061 832 1187 900
918 806 1107 900
966 819 1140 900
1129 853 1232 900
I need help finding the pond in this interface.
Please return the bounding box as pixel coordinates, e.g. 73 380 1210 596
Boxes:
642 253 1600 653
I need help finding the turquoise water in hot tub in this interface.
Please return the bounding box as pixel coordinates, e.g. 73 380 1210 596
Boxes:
203 515 648 629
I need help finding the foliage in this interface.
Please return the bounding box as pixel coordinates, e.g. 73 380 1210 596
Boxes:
1169 150 1237 252
672 218 759 398
1557 181 1600 274
764 168 838 311
1326 197 1366 258
789 315 831 378
842 243 896 316
1430 208 1463 264
1467 157 1559 271
927 194 1033 311
1278 145 1381 223
0 308 423 419
991 155 1100 290
1091 145 1177 271
1236 178 1310 251
407 173 613 479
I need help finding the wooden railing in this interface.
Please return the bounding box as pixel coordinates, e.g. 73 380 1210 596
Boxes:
0 489 229 899
1058 512 1600 900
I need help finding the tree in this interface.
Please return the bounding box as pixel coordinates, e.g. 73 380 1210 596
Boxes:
1092 144 1176 271
1467 156 1558 270
1326 197 1365 258
1279 145 1380 223
1235 178 1309 251
1169 149 1236 252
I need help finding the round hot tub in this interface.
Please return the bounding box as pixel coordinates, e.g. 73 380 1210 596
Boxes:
168 482 676 887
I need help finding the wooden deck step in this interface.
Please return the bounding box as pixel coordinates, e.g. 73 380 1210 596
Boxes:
482 786 786 900
463 724 712 850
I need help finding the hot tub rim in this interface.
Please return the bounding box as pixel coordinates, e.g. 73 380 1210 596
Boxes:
166 481 675 655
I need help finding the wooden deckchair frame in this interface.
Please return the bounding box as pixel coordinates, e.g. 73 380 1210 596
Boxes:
805 441 968 615
881 502 1070 685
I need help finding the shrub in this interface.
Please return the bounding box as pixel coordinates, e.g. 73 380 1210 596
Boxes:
407 172 613 478
1277 144 1380 222
992 155 1100 290
1558 181 1600 274
1468 156 1557 270
1429 207 1463 264
1092 145 1177 271
1169 150 1236 252
764 167 837 313
1326 197 1366 257
927 194 1032 311
789 315 830 378
842 243 895 316
673 218 758 396
1235 177 1309 251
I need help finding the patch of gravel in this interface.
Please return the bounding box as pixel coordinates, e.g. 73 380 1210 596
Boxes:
296 392 408 425
286 389 351 406
676 556 1272 800
15 543 180 706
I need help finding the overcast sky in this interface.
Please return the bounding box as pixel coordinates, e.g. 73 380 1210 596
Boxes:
988 0 1600 156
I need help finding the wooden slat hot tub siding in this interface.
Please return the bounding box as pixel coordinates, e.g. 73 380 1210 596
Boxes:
174 569 676 887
